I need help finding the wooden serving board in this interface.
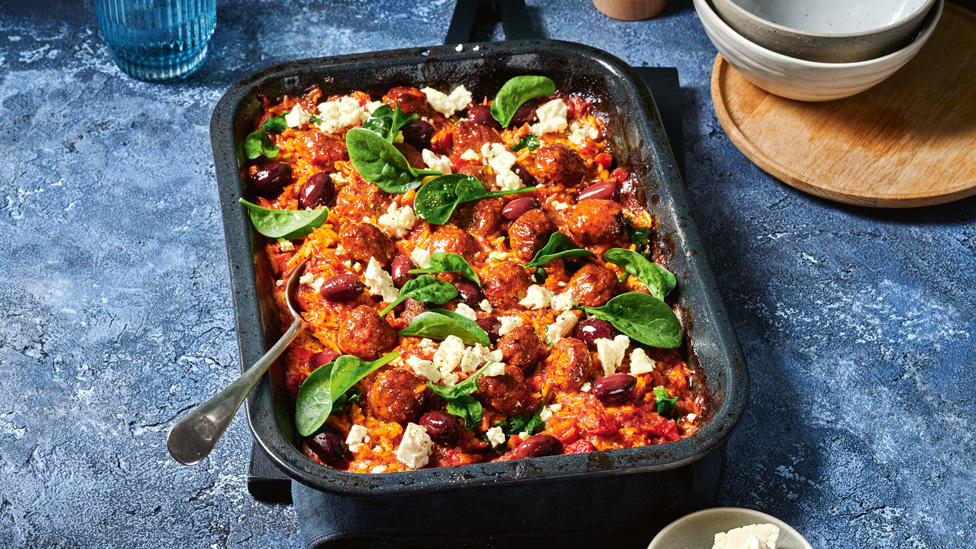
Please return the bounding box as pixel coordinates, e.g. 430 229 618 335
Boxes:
711 2 976 208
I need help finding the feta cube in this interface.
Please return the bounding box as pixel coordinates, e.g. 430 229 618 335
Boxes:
309 277 325 293
551 201 570 211
433 335 466 374
519 284 553 310
629 348 657 375
377 202 416 238
486 426 506 447
277 238 295 252
485 362 507 377
545 311 578 345
489 349 503 362
479 299 493 313
396 423 433 469
539 407 553 421
596 335 630 376
421 148 453 175
406 356 441 383
712 524 780 549
299 272 316 286
459 343 491 373
285 104 313 128
460 148 480 161
410 247 432 269
345 425 369 453
550 289 576 312
497 315 524 336
454 303 478 320
480 142 523 191
530 98 568 135
580 382 592 392
421 85 473 116
364 256 399 303
568 121 600 146
365 101 383 114
370 465 387 474
316 96 371 134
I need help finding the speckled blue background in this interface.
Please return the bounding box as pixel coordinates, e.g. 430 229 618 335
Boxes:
1 0 974 547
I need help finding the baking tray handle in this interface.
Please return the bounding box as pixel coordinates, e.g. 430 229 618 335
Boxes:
445 0 538 44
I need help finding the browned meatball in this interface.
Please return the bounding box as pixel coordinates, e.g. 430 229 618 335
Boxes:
568 263 620 307
458 164 494 188
453 119 502 153
383 86 438 118
367 369 428 424
338 305 397 361
297 131 348 170
544 338 598 392
399 297 427 324
482 261 532 309
477 364 537 416
334 177 392 220
566 200 624 247
498 326 543 373
532 144 585 188
340 222 396 266
508 208 555 262
394 142 425 171
464 198 504 236
429 224 478 261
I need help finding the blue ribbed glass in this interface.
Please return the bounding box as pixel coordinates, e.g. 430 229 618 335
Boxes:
95 0 216 81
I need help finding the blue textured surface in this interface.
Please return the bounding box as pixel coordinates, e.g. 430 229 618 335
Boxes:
1 1 974 547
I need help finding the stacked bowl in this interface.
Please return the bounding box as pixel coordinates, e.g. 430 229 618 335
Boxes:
695 0 944 101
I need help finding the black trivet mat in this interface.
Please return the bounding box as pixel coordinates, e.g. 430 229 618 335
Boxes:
246 65 687 504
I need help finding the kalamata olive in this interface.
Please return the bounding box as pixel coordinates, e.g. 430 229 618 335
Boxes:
592 373 637 405
299 172 335 209
578 180 619 202
391 254 415 289
306 432 345 465
512 163 536 186
319 274 365 302
419 411 462 444
454 281 483 308
476 317 500 344
502 198 538 221
252 162 292 192
466 104 495 126
514 434 562 459
574 318 616 348
401 119 435 151
309 350 339 369
509 103 537 127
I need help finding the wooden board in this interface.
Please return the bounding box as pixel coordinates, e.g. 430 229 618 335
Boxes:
711 2 976 208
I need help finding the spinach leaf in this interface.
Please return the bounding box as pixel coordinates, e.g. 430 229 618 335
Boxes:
244 129 279 160
239 199 329 239
582 292 682 349
409 252 481 286
445 395 483 430
362 105 418 142
414 174 535 225
604 248 677 301
295 351 398 436
427 362 492 400
653 386 678 417
491 76 556 127
346 128 441 194
310 115 324 124
399 310 489 346
262 113 288 133
331 387 361 410
511 134 540 152
379 275 458 316
623 217 653 259
524 232 596 268
498 403 546 437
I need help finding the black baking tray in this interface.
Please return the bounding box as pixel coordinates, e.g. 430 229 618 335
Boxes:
211 0 748 497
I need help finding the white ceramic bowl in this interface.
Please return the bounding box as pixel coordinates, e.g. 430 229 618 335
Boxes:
695 0 943 101
648 507 813 549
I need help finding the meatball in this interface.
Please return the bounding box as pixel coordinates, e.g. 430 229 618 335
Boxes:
477 364 537 416
457 164 494 189
399 297 427 324
334 177 392 220
508 208 555 262
297 131 348 170
453 119 503 154
367 369 428 424
498 326 543 373
482 261 532 309
532 144 586 188
463 198 504 236
340 222 396 266
544 338 598 392
568 263 620 307
383 86 438 118
566 199 624 246
429 224 478 261
338 305 397 361
394 142 426 171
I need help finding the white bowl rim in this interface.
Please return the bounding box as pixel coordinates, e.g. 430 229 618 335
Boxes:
696 0 944 68
718 0 937 39
648 507 814 549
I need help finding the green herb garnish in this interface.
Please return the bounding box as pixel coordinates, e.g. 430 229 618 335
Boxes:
427 362 493 400
604 248 677 302
399 310 490 346
445 395 483 430
582 292 682 349
490 76 556 127
653 386 678 417
409 252 481 286
346 127 441 194
362 105 418 142
498 403 546 437
524 232 596 268
623 217 652 259
243 113 289 159
511 134 540 152
414 174 535 225
295 351 398 436
239 199 328 239
379 275 458 316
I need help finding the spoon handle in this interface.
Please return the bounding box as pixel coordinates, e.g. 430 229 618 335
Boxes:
167 318 305 465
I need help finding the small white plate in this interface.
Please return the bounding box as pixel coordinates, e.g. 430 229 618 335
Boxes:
648 507 813 549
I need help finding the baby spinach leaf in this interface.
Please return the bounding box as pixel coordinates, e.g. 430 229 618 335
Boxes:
362 105 418 142
582 292 682 349
399 310 487 346
239 199 329 239
623 217 652 259
498 403 546 436
295 351 398 437
426 308 491 346
445 395 483 430
511 134 540 152
414 174 535 225
524 232 596 268
653 386 678 417
379 275 458 316
604 248 677 301
331 387 361 410
491 75 556 127
244 129 279 160
346 128 441 194
427 362 492 400
262 112 288 133
409 252 481 286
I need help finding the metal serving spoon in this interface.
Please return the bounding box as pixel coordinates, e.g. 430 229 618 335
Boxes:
167 257 309 465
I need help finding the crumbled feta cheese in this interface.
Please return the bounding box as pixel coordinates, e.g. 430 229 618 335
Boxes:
377 202 416 238
580 382 592 392
488 250 510 262
365 101 383 114
479 299 493 313
485 362 507 377
530 98 569 135
371 465 387 474
460 148 480 161
345 425 369 452
568 121 600 146
557 281 567 287
629 348 657 375
712 524 780 549
460 343 492 373
686 413 698 422
396 423 433 469
440 372 459 386
365 257 399 303
546 311 578 345
316 96 371 134
410 247 432 269
285 104 313 128
373 446 381 452
518 431 530 439
519 284 553 309
433 335 466 374
486 426 506 447
299 272 316 285
596 335 631 376
455 44 463 52
551 201 570 211
308 278 325 293
539 407 553 421
550 289 576 312
275 279 284 287
421 85 473 116
489 349 503 362
480 142 523 191
419 338 437 350
277 238 295 252
406 356 441 383
498 316 524 336
454 303 478 320
422 149 453 175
